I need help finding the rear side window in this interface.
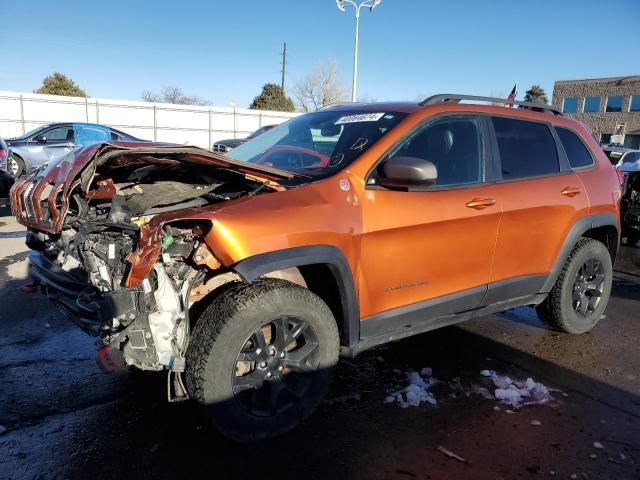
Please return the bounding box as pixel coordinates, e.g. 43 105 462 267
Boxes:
76 126 110 146
491 117 559 180
556 127 594 169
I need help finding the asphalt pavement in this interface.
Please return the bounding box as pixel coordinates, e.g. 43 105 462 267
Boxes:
0 202 638 480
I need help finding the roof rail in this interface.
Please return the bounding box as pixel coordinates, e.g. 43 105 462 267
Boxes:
420 94 563 115
318 101 366 110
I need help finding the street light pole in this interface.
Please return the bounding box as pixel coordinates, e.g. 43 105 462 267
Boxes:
336 0 381 103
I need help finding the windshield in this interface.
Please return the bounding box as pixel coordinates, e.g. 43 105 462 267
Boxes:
13 125 47 140
226 110 408 180
247 125 274 139
621 152 640 164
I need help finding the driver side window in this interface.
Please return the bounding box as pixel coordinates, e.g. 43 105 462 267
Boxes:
36 126 74 142
389 116 483 187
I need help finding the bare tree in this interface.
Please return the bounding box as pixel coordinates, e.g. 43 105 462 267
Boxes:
142 86 210 106
293 59 349 112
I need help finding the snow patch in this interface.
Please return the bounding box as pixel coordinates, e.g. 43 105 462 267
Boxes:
384 368 438 408
481 370 553 407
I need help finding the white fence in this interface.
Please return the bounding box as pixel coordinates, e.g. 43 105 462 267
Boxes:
0 91 299 148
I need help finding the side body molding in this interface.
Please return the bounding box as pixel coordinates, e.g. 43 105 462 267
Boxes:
540 212 619 293
232 245 360 348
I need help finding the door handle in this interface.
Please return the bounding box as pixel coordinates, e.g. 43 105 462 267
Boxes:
466 197 496 210
561 186 581 198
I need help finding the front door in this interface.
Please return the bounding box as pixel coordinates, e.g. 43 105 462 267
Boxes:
29 125 76 166
359 115 502 335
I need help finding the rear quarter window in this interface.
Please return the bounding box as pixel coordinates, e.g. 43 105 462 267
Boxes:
491 117 559 180
556 127 594 169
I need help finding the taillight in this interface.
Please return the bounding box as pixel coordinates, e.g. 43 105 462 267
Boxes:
616 169 624 186
0 149 6 159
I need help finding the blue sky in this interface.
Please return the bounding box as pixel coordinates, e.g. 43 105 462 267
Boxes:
1 0 638 107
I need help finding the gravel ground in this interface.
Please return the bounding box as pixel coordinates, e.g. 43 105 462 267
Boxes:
1 202 639 480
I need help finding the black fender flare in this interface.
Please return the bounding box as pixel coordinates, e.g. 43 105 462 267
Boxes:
233 245 360 348
541 212 619 293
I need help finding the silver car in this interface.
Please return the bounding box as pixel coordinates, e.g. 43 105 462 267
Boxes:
2 122 143 176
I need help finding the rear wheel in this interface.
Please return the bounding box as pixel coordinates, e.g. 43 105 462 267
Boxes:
8 155 25 176
536 238 613 334
186 278 339 441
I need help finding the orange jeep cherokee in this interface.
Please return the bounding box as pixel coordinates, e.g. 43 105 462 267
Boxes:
11 94 621 440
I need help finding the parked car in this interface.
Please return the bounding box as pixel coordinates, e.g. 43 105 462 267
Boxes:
601 145 640 166
12 94 621 441
0 139 15 198
212 124 277 153
0 137 10 172
617 150 640 244
3 122 143 176
600 146 640 244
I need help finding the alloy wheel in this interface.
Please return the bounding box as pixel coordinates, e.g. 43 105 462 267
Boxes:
8 157 20 176
232 315 320 416
572 258 605 317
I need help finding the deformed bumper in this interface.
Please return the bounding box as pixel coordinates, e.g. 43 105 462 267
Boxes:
29 252 138 336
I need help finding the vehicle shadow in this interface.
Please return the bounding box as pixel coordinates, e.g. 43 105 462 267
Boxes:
67 311 640 480
5 202 638 479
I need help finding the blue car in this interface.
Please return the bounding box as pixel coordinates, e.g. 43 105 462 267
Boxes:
3 122 144 176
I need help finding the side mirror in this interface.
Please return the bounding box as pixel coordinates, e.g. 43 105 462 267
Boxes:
35 135 47 144
377 156 437 188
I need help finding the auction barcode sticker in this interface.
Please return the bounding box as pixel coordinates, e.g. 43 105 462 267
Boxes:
335 113 385 124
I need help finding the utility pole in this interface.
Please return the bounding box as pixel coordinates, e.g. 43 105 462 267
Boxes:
280 42 287 91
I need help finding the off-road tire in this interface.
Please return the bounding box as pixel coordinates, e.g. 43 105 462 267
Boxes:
185 278 339 441
9 155 25 177
536 238 613 334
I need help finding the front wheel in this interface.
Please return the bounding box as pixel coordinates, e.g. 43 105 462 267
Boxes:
8 155 25 177
536 238 613 334
186 279 339 441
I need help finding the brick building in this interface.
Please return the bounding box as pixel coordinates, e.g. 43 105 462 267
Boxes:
552 76 640 149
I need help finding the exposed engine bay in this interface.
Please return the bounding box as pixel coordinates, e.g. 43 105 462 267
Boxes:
23 147 285 385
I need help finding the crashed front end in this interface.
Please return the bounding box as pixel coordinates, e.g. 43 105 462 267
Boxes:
10 143 288 378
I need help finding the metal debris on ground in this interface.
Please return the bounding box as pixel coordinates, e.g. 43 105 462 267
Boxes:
436 446 468 464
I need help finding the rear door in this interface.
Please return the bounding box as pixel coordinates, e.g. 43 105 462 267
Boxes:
484 116 589 304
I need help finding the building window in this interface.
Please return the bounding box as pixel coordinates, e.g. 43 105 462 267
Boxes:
600 133 612 144
583 96 600 113
624 135 640 150
606 96 624 112
562 97 578 113
630 96 640 112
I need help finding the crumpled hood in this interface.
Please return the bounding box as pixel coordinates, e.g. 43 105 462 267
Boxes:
10 142 297 233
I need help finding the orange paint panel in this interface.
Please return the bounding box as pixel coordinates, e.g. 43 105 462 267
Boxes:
359 184 503 318
489 173 589 282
